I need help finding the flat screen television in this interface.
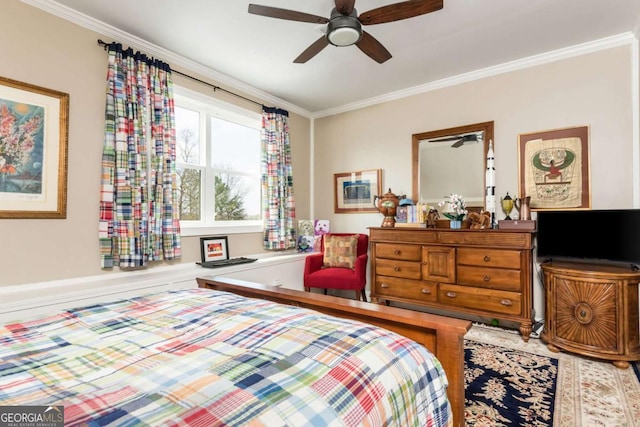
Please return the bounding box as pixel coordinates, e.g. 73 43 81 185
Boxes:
536 209 640 267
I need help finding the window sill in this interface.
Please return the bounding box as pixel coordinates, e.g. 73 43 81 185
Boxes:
181 224 263 237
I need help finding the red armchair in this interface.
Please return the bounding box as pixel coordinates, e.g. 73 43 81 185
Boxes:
303 233 369 301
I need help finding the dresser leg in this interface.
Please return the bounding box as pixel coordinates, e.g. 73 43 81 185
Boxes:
547 343 560 353
519 323 532 342
612 360 630 369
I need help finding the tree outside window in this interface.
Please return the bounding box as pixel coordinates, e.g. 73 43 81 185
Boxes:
174 92 261 229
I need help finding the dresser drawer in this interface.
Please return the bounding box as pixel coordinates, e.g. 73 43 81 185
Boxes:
457 266 522 291
375 243 421 261
375 258 421 279
375 276 437 303
439 284 522 315
457 248 522 269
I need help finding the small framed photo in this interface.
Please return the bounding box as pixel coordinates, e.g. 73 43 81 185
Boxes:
200 236 229 262
334 169 382 213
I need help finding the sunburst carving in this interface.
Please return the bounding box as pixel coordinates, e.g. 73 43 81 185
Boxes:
554 278 618 350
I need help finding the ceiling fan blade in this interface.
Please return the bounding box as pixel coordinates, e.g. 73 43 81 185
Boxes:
356 31 392 64
294 36 330 63
430 133 479 143
334 0 356 15
359 0 443 25
451 139 464 148
248 4 329 24
429 136 463 142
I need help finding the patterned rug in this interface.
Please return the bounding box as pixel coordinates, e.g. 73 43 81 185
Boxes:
465 325 640 426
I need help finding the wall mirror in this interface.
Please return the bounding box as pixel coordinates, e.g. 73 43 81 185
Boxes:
412 121 494 207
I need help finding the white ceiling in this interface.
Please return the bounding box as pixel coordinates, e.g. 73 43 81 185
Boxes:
31 0 640 115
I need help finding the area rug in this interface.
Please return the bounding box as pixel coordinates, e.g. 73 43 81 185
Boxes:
465 336 557 426
465 325 640 426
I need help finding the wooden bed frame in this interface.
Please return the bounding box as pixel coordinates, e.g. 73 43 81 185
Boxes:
197 276 471 427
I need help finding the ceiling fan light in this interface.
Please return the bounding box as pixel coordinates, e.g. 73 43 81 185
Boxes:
328 27 360 46
326 15 362 46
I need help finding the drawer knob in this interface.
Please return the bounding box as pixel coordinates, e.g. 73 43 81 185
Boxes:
380 283 389 288
483 275 490 282
446 291 457 298
483 255 491 262
393 266 400 272
394 249 400 255
421 288 431 294
500 299 513 306
574 303 593 324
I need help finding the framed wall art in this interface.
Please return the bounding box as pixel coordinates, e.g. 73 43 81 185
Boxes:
518 125 591 211
334 169 381 213
0 77 69 219
200 236 229 262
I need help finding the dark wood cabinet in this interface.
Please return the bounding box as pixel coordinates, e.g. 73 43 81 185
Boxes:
541 262 640 368
369 227 535 341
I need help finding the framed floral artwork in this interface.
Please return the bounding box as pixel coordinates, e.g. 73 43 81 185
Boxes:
518 125 591 211
0 77 69 218
334 169 381 213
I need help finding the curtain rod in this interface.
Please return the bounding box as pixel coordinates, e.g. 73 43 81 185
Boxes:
97 39 267 109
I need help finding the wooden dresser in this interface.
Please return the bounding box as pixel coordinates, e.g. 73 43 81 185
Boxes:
369 227 535 341
540 262 640 368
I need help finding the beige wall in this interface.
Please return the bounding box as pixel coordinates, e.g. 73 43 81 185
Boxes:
314 45 635 233
313 44 636 318
2 0 637 302
0 0 311 286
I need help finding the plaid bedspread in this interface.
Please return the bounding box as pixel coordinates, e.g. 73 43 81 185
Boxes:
0 288 451 426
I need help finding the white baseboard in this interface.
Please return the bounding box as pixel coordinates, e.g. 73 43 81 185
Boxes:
0 253 308 323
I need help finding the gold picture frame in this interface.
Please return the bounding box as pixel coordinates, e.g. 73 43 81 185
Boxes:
334 169 382 213
518 125 591 211
0 77 69 218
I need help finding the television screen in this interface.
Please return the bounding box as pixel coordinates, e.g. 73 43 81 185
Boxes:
536 209 640 266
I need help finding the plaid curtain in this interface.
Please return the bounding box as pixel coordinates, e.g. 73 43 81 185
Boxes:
99 43 181 268
261 107 296 250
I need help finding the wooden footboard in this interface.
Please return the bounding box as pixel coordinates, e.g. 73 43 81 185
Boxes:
197 276 471 427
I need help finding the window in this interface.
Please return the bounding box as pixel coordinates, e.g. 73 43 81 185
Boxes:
174 87 262 236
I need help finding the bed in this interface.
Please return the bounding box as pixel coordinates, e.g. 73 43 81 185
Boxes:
0 277 470 426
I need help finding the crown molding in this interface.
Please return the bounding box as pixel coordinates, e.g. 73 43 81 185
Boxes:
20 1 638 121
21 0 313 118
312 32 638 119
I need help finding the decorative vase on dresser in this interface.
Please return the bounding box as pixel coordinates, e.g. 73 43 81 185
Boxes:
369 227 536 341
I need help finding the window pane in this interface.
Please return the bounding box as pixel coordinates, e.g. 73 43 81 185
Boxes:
214 173 261 221
176 106 201 165
174 87 263 231
211 117 260 174
177 167 201 220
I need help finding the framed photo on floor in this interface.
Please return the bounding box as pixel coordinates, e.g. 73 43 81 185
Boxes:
334 169 382 213
0 76 69 219
518 125 591 211
200 236 229 262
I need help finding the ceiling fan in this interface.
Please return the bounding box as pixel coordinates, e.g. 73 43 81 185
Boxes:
429 132 482 148
247 0 444 64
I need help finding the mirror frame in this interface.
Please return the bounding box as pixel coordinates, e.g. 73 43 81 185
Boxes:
412 121 494 206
